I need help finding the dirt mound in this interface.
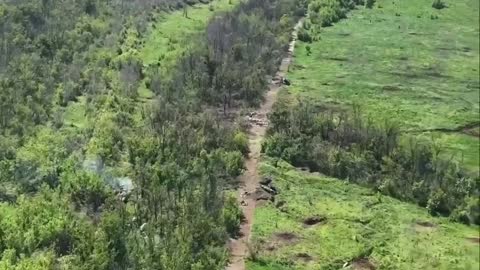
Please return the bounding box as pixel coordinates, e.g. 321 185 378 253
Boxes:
466 237 480 244
416 221 436 227
259 176 273 186
303 216 327 226
463 127 480 137
275 232 299 243
263 232 300 252
408 122 480 138
351 257 376 270
295 253 313 262
414 221 437 232
255 187 274 202
325 56 349 62
275 200 286 208
382 84 404 91
255 177 279 204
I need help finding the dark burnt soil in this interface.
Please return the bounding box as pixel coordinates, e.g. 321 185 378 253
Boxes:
295 252 313 262
275 232 299 242
303 216 327 226
351 257 376 270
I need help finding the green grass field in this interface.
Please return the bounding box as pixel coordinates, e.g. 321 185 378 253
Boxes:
248 160 480 270
288 0 479 171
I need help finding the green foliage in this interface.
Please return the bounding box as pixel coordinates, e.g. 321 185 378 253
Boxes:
305 45 312 55
87 113 124 164
0 0 302 268
289 0 480 171
307 0 354 27
223 195 244 237
263 97 479 223
60 168 110 211
0 249 55 270
0 186 114 269
432 0 447 9
232 131 249 155
366 0 376 8
297 28 313 43
171 0 301 108
222 151 245 177
249 161 480 269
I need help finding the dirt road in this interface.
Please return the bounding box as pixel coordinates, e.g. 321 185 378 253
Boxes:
226 19 303 270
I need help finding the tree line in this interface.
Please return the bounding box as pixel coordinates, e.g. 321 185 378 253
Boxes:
263 93 480 225
0 0 303 269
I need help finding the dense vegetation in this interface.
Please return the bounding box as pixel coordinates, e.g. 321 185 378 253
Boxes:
0 0 304 268
1 0 478 268
167 0 306 110
263 92 479 224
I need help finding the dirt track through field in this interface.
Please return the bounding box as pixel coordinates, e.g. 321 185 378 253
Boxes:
226 19 303 270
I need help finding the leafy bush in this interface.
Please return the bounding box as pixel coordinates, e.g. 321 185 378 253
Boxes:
298 28 313 43
307 0 354 27
223 195 244 237
432 0 447 9
319 6 341 26
365 0 375 8
232 131 249 155
306 45 312 55
222 151 245 177
60 169 110 211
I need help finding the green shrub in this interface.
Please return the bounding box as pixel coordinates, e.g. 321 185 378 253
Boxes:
222 151 245 177
223 195 244 237
319 6 340 26
306 45 312 55
307 0 351 27
232 131 249 155
365 0 375 9
432 0 447 9
60 170 109 211
298 28 313 43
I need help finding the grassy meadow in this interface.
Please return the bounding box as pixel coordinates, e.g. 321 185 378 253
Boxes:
288 0 479 171
248 160 480 270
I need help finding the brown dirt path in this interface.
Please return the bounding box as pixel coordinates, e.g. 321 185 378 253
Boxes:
226 19 303 270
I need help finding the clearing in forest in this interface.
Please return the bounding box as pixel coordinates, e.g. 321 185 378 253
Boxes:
288 0 480 171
